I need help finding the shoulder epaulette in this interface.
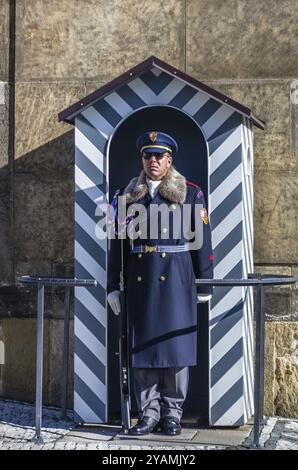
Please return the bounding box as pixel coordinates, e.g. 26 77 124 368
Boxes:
186 181 199 189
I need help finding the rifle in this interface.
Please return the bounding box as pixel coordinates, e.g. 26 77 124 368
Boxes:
118 235 131 433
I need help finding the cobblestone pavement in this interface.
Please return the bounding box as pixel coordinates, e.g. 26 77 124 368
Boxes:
0 399 297 450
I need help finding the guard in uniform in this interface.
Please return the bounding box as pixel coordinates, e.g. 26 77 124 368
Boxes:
107 131 214 436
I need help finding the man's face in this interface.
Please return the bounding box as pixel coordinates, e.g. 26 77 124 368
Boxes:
142 151 172 181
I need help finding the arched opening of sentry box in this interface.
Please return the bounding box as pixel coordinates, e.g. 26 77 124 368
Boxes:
107 104 210 425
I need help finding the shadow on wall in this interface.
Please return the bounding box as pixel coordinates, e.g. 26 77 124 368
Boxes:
0 128 76 407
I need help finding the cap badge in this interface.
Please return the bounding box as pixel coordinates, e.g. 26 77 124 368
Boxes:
149 131 158 142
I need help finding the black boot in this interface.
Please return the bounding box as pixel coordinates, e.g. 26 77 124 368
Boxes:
129 416 159 435
160 416 182 435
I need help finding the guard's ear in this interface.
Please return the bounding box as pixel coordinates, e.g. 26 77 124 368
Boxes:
167 154 173 165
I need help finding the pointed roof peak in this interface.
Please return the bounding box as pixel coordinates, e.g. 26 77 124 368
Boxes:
58 55 265 130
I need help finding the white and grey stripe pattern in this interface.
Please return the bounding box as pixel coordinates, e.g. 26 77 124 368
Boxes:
74 114 108 423
73 65 254 425
208 117 245 426
241 117 254 422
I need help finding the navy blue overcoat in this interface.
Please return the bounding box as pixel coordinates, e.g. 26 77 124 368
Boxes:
107 166 213 368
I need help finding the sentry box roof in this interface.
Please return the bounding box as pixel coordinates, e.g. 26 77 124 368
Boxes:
58 55 265 130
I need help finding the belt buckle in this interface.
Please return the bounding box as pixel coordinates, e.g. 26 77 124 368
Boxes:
144 245 157 253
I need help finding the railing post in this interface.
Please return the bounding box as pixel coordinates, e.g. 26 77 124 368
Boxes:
33 282 45 442
61 286 71 419
253 278 265 448
259 284 265 423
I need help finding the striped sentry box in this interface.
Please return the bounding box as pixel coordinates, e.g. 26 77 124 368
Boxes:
59 58 262 425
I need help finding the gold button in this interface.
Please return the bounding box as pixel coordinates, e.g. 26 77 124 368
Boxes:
138 253 142 258
137 276 142 282
159 275 166 281
160 252 166 258
162 228 168 234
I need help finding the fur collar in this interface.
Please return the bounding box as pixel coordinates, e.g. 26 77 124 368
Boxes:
123 166 187 205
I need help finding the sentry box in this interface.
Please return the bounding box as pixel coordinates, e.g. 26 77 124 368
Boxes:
58 56 265 427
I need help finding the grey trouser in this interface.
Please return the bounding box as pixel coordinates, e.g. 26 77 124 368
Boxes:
133 367 189 422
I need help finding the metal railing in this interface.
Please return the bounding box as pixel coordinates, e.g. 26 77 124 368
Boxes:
18 276 97 443
18 273 296 447
195 273 296 449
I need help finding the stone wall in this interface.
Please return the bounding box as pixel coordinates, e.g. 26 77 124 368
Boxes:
0 0 297 416
264 322 298 418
